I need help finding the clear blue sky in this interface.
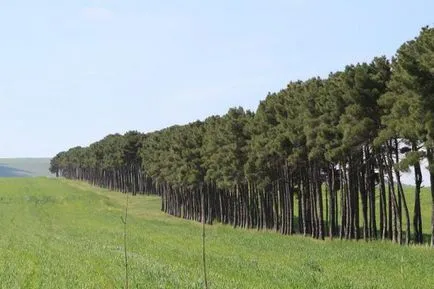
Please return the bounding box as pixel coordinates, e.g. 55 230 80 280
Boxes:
0 0 433 158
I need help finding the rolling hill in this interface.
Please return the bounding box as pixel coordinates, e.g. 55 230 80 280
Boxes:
0 158 53 178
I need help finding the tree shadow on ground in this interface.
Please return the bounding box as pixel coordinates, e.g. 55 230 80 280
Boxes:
0 164 33 177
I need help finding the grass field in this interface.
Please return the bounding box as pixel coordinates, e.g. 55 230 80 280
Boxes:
0 178 433 289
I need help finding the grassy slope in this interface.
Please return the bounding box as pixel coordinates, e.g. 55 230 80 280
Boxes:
399 185 432 237
0 178 433 289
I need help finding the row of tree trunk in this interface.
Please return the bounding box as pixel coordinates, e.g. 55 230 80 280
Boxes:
158 142 425 244
57 140 432 246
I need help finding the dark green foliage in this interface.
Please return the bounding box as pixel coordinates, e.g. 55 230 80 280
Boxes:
51 26 434 246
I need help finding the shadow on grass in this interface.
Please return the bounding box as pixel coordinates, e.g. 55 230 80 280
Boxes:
0 164 33 177
422 233 432 244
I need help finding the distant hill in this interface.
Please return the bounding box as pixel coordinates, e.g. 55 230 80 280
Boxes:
0 158 53 178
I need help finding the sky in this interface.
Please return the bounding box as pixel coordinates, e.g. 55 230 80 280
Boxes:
0 0 433 161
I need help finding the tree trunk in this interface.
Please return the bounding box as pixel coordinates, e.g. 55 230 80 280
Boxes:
394 140 411 245
427 148 434 247
378 156 387 240
412 142 423 244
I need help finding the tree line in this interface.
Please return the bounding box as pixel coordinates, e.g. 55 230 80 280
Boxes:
50 26 434 246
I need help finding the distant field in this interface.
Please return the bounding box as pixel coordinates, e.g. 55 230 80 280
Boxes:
0 178 433 289
0 158 52 178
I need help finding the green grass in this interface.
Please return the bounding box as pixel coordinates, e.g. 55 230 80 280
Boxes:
401 184 432 234
0 178 433 289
